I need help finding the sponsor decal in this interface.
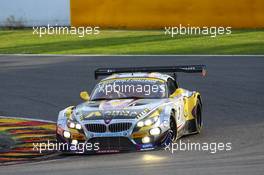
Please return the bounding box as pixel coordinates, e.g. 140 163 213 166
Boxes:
104 110 136 117
92 132 125 137
81 108 151 121
99 99 134 110
104 108 151 119
80 111 102 121
142 143 154 149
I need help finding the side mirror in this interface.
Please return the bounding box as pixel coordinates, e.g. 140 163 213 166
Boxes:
80 91 90 101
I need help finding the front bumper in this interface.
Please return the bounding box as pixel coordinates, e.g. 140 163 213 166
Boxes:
56 119 170 154
56 133 169 154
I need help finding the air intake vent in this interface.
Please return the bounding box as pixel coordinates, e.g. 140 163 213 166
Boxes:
109 123 132 132
85 124 106 133
88 137 135 151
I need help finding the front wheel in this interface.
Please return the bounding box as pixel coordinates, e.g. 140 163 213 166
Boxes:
169 112 177 142
162 111 178 147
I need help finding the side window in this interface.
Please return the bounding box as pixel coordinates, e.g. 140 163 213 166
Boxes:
167 78 177 95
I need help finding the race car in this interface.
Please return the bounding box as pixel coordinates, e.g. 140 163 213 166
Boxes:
56 65 206 153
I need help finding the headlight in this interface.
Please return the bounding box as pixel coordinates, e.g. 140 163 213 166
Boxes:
63 131 71 138
142 136 151 143
136 108 161 127
65 107 82 130
71 139 78 145
137 121 144 127
150 127 161 136
69 122 75 128
75 123 82 130
67 120 82 130
144 119 153 126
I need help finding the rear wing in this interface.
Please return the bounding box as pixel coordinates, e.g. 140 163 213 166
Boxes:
95 65 206 79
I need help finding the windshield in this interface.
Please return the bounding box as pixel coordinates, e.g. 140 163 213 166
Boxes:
90 78 167 100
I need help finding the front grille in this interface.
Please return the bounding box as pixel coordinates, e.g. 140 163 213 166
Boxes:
109 122 132 132
86 122 132 133
85 124 106 133
89 137 135 151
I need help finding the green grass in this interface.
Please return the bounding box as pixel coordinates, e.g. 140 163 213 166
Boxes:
0 29 263 54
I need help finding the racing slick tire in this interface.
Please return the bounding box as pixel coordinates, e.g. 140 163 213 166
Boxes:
170 111 178 142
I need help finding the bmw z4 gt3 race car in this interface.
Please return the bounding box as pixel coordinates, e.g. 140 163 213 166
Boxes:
56 65 206 153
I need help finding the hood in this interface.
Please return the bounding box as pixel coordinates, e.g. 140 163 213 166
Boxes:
73 99 167 121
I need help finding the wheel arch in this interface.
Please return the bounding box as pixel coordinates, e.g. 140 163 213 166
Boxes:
197 94 202 109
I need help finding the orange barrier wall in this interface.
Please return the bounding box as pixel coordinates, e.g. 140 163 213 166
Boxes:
71 0 264 28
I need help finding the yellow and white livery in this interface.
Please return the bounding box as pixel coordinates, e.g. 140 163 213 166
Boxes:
56 65 206 153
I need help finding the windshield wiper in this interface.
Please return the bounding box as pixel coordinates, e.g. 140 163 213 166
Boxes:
91 96 159 101
91 98 111 101
114 96 146 99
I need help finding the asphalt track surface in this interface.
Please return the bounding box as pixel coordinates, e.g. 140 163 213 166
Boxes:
0 55 264 175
